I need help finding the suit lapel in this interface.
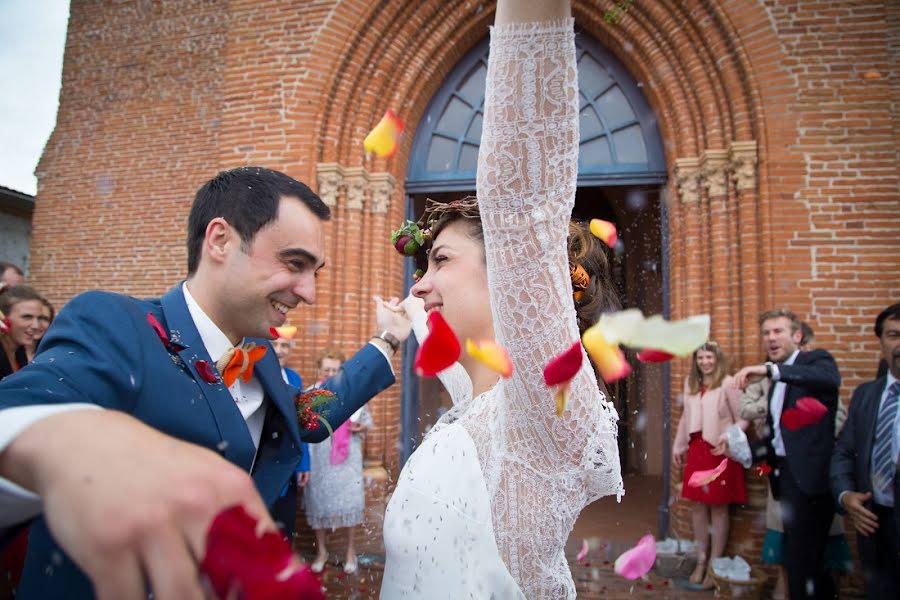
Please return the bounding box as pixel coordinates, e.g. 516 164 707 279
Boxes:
159 284 256 472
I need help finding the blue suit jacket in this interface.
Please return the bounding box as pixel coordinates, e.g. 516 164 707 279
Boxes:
0 284 394 599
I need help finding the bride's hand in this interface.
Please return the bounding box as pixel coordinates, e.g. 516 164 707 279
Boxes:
400 294 426 320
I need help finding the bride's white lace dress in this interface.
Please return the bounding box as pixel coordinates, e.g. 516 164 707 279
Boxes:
381 18 624 599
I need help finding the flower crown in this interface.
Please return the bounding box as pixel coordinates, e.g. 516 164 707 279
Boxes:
389 196 589 298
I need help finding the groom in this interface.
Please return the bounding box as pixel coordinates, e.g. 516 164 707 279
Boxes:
0 167 410 599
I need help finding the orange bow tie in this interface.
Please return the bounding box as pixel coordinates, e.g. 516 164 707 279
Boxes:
215 342 267 388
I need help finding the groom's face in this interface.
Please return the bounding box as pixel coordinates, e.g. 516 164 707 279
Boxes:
222 197 326 340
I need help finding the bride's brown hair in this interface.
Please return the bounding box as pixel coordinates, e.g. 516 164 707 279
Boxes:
419 197 620 334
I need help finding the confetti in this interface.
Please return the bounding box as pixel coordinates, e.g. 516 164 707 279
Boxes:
414 311 461 376
273 326 297 340
364 109 405 158
466 339 513 378
636 349 674 363
781 397 828 431
581 324 632 383
614 534 656 580
688 458 729 487
589 218 618 247
200 505 325 600
577 539 589 562
598 309 709 357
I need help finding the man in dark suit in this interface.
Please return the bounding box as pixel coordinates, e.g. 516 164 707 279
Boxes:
0 167 410 599
735 309 841 599
831 303 900 599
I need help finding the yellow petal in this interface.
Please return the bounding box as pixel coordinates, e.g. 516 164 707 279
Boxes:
465 339 513 378
599 309 709 357
589 218 618 247
554 386 568 417
363 110 405 158
582 323 632 383
273 325 298 340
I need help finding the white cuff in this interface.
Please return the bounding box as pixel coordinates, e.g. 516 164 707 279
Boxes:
366 341 395 376
0 404 101 527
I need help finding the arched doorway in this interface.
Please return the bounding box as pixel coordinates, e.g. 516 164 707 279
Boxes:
399 28 671 516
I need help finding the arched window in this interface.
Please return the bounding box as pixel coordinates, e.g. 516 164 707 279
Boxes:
406 34 667 193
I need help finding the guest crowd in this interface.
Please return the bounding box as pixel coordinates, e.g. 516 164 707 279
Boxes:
672 303 900 599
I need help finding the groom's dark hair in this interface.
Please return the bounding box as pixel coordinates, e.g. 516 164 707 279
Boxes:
186 167 330 275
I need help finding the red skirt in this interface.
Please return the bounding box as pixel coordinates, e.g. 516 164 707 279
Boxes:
681 432 747 505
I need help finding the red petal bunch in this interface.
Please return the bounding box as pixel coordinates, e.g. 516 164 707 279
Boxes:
781 397 828 431
201 505 325 600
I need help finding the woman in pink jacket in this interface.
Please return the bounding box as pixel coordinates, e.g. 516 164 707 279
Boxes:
672 341 747 588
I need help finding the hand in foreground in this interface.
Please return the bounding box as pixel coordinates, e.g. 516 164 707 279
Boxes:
734 365 767 390
297 471 310 488
672 451 685 470
0 409 273 600
373 295 412 342
841 491 879 536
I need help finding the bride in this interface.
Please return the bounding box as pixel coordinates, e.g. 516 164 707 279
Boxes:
381 0 624 597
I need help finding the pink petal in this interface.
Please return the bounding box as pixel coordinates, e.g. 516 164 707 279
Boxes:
577 539 589 562
687 457 729 488
614 534 656 580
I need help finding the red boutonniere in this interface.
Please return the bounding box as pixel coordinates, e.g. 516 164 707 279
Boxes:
295 389 335 435
146 313 184 352
201 505 325 600
755 461 772 477
195 360 219 384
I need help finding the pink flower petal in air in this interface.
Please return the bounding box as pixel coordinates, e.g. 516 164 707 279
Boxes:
614 534 656 580
687 458 729 488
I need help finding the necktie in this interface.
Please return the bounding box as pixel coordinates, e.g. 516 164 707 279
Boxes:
872 381 900 499
216 342 267 388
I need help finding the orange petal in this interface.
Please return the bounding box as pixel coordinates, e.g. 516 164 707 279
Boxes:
363 110 405 158
465 339 513 378
589 218 618 247
273 325 298 340
582 323 632 383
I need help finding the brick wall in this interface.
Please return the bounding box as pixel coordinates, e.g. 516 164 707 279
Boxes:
28 0 898 585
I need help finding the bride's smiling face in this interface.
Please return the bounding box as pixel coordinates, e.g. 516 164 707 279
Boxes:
411 221 494 345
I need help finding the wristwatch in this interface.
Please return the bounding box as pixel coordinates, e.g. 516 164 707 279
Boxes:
373 330 401 353
765 362 775 379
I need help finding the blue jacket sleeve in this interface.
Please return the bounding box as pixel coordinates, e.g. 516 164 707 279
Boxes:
301 343 394 443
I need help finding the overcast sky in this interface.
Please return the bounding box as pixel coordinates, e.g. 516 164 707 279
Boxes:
0 0 70 195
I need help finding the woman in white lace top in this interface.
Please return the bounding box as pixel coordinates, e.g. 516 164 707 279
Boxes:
380 1 624 597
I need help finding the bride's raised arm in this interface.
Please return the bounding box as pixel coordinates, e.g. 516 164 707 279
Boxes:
478 2 622 498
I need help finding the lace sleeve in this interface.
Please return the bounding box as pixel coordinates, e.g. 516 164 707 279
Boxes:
474 19 623 597
478 18 622 496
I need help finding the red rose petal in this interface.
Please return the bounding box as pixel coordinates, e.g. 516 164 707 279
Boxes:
636 349 674 363
414 311 461 376
781 396 828 431
543 342 583 387
755 461 772 477
201 505 325 600
195 360 219 384
146 312 169 345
